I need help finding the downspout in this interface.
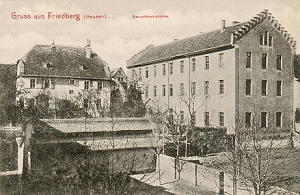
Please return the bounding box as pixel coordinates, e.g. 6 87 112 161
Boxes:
167 60 170 110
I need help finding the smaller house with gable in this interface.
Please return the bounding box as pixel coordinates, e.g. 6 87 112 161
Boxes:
16 40 111 118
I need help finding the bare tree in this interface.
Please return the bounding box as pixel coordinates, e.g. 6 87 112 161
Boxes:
219 115 294 195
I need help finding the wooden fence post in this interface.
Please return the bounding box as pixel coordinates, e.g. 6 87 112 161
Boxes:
195 164 197 186
16 137 24 175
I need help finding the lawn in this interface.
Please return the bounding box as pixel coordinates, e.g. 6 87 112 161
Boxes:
206 148 300 194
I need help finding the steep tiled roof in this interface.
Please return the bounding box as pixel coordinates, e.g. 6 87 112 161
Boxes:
127 24 242 67
19 44 110 80
127 9 296 67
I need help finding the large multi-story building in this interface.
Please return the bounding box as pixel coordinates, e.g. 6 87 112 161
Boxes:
16 40 111 117
127 10 296 134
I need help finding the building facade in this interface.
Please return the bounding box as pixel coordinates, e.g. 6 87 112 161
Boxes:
127 10 296 134
110 67 128 102
16 40 111 117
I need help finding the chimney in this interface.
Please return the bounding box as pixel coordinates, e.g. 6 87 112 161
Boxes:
221 20 226 32
51 40 56 52
86 39 91 59
17 60 25 76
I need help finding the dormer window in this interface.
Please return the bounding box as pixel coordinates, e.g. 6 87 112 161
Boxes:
43 62 53 69
81 64 88 70
47 63 53 69
260 31 273 46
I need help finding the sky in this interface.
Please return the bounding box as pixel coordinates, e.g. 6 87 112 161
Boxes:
0 0 300 70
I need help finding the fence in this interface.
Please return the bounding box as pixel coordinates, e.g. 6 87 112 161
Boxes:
0 137 24 176
158 154 252 195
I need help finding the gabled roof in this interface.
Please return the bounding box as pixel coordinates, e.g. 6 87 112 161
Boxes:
110 67 126 78
19 44 110 80
127 9 296 67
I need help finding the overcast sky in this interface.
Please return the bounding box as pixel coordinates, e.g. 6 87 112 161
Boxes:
0 0 300 70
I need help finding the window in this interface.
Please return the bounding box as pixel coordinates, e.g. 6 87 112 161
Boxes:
277 55 282 70
50 79 55 89
162 85 166 96
145 86 149 98
44 79 50 89
219 80 224 94
30 79 36 88
69 79 75 85
192 58 196 71
260 35 264 45
205 56 209 70
180 61 184 73
154 65 156 77
90 80 93 88
191 114 196 126
163 64 166 75
180 83 184 96
83 99 88 109
146 67 148 78
219 53 224 68
180 111 184 124
153 86 157 97
84 81 89 90
219 112 224 126
260 31 273 46
204 81 209 95
276 112 282 127
169 84 173 96
277 81 282 96
262 80 267 96
139 68 142 78
169 63 173 74
245 112 252 127
262 53 267 69
118 77 123 82
246 79 251 95
96 99 101 110
261 112 268 127
246 52 252 68
264 31 268 45
269 35 273 46
191 82 196 95
98 81 103 90
204 112 209 126
69 90 74 94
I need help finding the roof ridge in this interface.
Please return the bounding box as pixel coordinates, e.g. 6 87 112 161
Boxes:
34 43 86 50
149 22 249 49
